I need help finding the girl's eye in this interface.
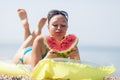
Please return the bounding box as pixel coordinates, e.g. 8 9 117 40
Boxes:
61 25 66 27
53 24 58 27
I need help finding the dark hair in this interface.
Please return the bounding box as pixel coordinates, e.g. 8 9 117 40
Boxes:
47 10 68 23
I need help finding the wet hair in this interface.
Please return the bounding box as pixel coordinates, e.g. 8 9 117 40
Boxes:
47 10 68 23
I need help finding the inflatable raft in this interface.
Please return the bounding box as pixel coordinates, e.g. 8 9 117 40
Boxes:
0 59 115 80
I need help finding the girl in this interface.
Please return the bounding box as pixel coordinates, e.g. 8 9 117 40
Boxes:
13 9 80 68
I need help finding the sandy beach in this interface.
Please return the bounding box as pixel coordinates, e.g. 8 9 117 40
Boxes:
0 74 32 80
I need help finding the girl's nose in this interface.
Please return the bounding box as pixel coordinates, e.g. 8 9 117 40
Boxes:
57 25 62 29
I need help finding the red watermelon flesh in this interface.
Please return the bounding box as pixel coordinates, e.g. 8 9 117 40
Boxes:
45 34 78 56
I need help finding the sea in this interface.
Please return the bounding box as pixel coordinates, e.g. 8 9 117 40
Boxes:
0 43 120 70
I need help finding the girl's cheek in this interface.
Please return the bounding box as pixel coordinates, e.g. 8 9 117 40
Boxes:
51 26 55 29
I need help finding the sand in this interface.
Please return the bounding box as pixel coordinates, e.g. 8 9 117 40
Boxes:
103 71 120 80
0 74 32 80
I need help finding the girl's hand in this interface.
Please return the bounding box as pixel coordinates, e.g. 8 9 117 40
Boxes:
67 47 80 60
45 50 58 58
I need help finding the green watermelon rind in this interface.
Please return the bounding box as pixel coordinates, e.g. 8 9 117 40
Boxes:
44 34 79 57
55 39 78 57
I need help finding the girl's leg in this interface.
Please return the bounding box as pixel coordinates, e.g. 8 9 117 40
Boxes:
18 9 47 40
32 17 47 38
17 9 31 40
23 18 46 65
13 9 47 64
17 8 47 47
23 17 47 47
13 17 46 64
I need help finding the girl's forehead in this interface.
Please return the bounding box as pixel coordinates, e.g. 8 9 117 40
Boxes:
49 15 67 23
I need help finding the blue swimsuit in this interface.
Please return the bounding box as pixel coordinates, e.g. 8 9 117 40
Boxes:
17 46 48 64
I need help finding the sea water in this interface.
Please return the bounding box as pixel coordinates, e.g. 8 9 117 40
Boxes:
0 43 120 70
79 46 120 70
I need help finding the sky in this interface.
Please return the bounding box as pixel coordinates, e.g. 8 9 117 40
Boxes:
0 0 120 47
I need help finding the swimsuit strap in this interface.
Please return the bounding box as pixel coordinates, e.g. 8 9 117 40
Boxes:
16 57 24 65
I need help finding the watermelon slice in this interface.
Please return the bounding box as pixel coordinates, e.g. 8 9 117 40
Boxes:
44 34 78 57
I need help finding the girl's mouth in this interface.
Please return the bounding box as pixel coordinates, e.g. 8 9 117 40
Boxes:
56 32 62 36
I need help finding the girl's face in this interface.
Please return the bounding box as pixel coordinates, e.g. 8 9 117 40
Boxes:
48 14 68 40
